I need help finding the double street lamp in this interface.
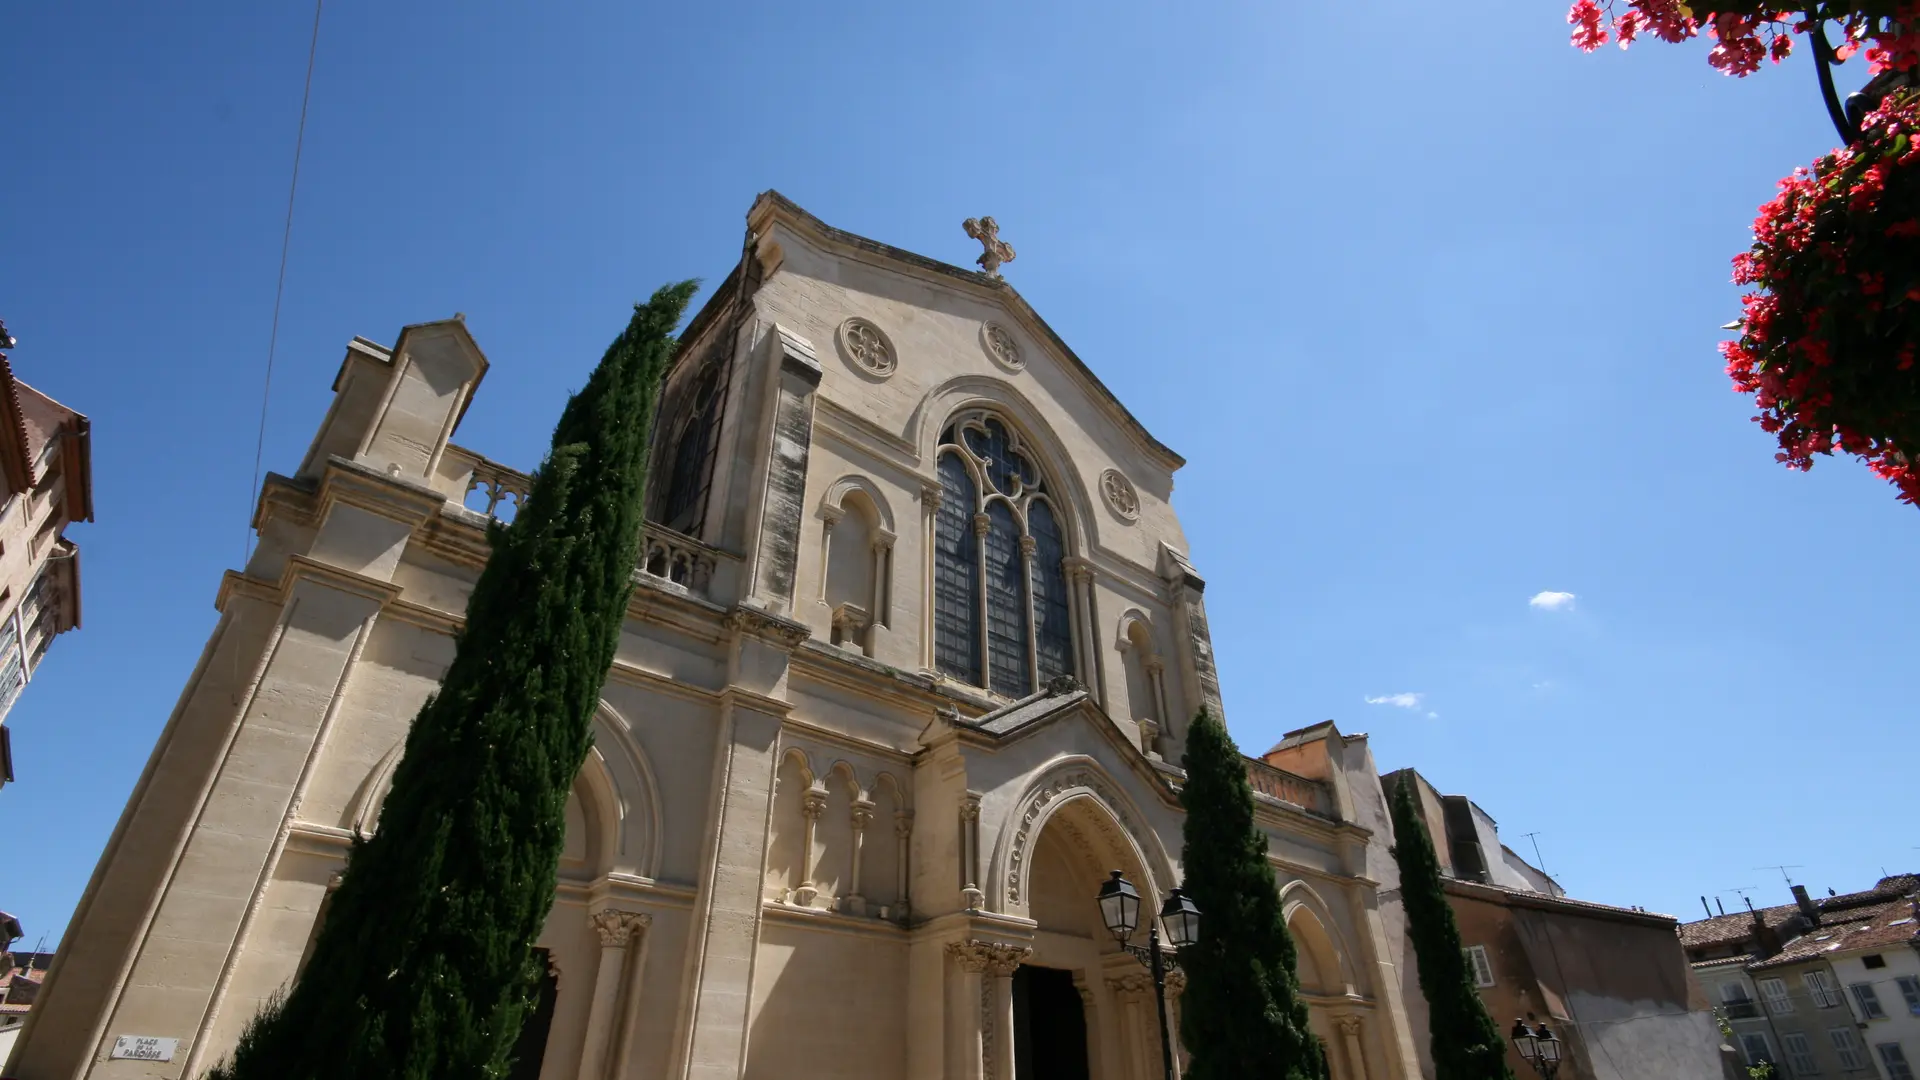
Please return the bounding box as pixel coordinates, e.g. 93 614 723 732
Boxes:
1095 870 1200 1080
1510 1017 1564 1079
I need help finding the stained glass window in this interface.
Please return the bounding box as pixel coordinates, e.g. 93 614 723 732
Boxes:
931 411 1075 695
1029 500 1072 684
933 453 981 684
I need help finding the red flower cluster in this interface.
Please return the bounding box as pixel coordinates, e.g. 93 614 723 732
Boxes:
1568 1 1920 77
1722 91 1920 504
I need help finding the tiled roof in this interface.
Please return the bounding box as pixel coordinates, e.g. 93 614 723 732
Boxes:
1750 899 1909 970
1678 904 1800 949
1691 954 1757 971
1821 875 1918 912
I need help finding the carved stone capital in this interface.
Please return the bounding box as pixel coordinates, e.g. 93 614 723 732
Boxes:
894 809 915 838
819 504 846 527
1018 535 1037 557
801 788 829 820
1334 1014 1364 1037
589 908 650 947
1164 968 1188 997
920 482 943 513
850 798 875 828
972 512 991 537
960 793 982 823
1143 656 1165 675
724 605 812 648
1106 972 1153 996
871 528 897 553
947 939 1031 976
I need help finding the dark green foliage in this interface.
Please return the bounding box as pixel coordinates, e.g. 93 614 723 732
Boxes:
1177 710 1328 1080
1388 774 1517 1080
209 281 700 1080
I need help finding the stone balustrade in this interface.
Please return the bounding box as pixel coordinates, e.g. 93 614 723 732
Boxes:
1244 758 1334 818
639 524 726 595
444 448 736 602
462 459 532 521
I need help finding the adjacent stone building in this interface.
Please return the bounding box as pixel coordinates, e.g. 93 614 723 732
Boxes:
0 346 94 789
8 194 1433 1080
1348 767 1724 1080
1681 875 1920 1079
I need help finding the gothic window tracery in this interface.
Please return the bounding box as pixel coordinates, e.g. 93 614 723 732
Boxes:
932 412 1074 695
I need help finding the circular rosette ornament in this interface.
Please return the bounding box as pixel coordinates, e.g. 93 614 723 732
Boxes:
1724 90 1920 505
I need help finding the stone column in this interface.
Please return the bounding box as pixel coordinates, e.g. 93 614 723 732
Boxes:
579 909 649 1080
1062 556 1093 692
846 797 874 916
816 505 844 602
959 792 985 910
793 786 827 908
869 531 895 636
1107 972 1156 1080
1335 1014 1372 1080
1145 657 1171 747
894 809 914 920
948 940 1030 1080
1019 535 1040 680
972 512 991 687
919 482 941 671
1165 969 1188 1079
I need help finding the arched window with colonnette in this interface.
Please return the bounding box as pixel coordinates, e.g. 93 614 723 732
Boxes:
932 410 1074 696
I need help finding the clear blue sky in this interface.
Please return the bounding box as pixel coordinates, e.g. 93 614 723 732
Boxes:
2 1 1912 949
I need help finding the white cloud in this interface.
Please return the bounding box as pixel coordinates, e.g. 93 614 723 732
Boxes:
1528 590 1577 611
1364 692 1424 710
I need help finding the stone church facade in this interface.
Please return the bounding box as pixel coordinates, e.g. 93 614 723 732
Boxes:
9 193 1424 1080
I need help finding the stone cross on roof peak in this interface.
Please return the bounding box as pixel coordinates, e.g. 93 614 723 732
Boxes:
963 216 1016 278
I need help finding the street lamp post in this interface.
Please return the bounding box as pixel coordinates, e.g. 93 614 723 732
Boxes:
1510 1017 1564 1079
1096 870 1200 1080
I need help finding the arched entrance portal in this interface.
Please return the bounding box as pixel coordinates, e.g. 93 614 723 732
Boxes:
1019 792 1173 1080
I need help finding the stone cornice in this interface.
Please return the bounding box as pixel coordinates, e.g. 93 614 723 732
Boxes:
312 454 447 527
723 605 812 648
215 553 403 615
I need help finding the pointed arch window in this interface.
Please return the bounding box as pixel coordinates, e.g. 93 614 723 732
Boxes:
653 356 728 537
931 412 1075 695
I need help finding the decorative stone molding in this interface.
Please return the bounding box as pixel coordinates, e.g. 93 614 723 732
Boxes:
589 909 650 946
837 317 896 378
981 322 1024 371
1100 468 1140 521
1164 969 1187 997
1005 766 1156 907
1106 972 1153 995
1334 1014 1364 1037
946 939 1031 976
723 606 812 648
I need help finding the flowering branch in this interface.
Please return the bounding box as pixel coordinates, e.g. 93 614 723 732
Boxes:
1567 1 1920 77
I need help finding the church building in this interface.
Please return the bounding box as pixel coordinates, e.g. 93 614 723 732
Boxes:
8 193 1425 1080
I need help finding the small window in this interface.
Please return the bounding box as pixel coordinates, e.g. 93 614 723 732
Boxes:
1830 1026 1868 1071
1782 1032 1819 1076
1464 945 1495 988
1864 954 1888 970
1880 1043 1915 1080
1739 1033 1775 1068
1760 977 1795 1015
1896 975 1920 1016
1852 982 1888 1021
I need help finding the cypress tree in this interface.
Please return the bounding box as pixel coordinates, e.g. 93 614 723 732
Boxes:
1387 773 1517 1080
1177 709 1328 1080
210 281 700 1080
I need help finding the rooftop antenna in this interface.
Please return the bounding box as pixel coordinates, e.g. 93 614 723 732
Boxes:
1755 865 1805 888
1727 885 1760 910
1521 831 1550 876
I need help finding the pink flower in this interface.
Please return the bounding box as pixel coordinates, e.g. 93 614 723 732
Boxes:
1569 0 1609 51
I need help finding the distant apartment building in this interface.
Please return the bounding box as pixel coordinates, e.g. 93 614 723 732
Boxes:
1681 874 1919 1079
0 343 94 788
1257 741 1723 1080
